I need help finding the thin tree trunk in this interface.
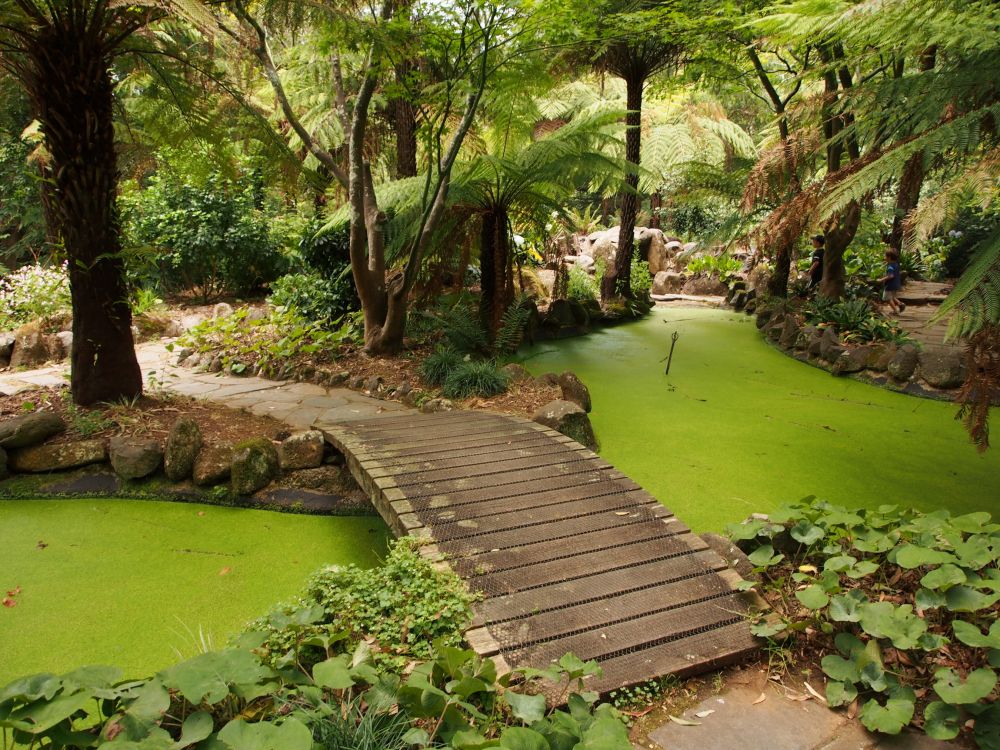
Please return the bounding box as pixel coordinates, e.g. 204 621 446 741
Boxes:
392 62 418 178
887 47 937 256
602 72 643 302
29 24 141 405
479 208 511 337
649 191 661 229
819 201 861 299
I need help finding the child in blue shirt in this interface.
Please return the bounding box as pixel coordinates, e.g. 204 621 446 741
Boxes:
878 249 905 315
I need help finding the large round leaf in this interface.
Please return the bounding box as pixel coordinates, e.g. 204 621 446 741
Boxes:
933 667 997 705
858 689 915 735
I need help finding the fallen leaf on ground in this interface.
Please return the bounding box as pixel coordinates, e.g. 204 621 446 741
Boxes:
752 693 767 705
668 715 701 726
623 706 655 718
804 682 827 703
694 709 715 718
219 567 231 576
2 598 16 608
197 511 205 517
7 586 21 596
36 541 47 549
786 693 811 702
847 699 858 719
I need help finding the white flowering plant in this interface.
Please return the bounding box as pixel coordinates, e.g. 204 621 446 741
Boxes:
0 261 71 330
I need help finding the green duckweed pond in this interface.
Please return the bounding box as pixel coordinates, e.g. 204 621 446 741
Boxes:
524 306 999 532
0 499 388 684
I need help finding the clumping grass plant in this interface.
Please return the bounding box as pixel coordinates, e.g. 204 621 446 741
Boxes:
441 360 510 399
420 346 464 385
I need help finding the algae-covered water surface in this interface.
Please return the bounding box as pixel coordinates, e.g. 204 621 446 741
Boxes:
524 306 999 532
0 499 388 684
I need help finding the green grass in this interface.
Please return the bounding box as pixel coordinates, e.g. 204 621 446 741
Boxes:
524 307 1000 532
0 499 389 684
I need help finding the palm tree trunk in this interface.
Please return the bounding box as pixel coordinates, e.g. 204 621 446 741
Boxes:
479 208 511 337
392 62 418 178
602 72 642 302
29 21 141 405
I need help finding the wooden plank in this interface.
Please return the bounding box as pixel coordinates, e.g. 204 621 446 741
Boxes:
418 486 653 523
363 433 564 463
435 507 683 555
408 471 641 511
388 444 601 481
351 417 525 442
464 531 720 595
583 621 761 694
505 594 748 666
472 549 724 624
396 463 621 498
393 451 604 487
446 518 693 576
484 574 734 650
350 427 546 455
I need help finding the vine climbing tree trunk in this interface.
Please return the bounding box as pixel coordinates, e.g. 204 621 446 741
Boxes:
27 14 142 405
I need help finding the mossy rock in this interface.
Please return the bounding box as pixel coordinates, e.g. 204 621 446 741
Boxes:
230 438 280 496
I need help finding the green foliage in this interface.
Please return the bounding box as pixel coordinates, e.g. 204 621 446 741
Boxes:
249 539 475 670
566 266 598 303
729 499 1000 743
804 298 911 344
269 268 358 324
630 258 653 298
685 252 741 281
493 296 534 356
0 261 70 329
298 218 352 278
0 132 45 267
421 346 465 386
178 307 360 374
441 360 510 399
124 171 285 302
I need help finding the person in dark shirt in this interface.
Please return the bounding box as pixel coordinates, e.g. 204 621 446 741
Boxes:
807 235 825 290
878 248 906 315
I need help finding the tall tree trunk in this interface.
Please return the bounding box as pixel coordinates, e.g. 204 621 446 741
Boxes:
392 62 418 178
602 72 643 302
819 201 861 299
29 24 141 405
649 191 662 229
887 47 937 256
479 208 510 337
767 241 794 297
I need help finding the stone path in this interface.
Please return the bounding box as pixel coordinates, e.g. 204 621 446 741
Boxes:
0 341 406 427
894 281 956 355
643 668 953 750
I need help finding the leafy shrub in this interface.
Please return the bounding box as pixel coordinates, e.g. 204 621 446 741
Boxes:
0 135 45 267
686 252 742 280
567 265 598 303
438 306 490 354
730 499 1000 745
125 171 285 301
441 360 510 399
250 539 474 670
631 257 653 297
421 346 464 386
0 261 70 328
269 268 358 323
299 218 351 277
493 296 533 355
804 297 911 344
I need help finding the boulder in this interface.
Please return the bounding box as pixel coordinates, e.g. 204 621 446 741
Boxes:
765 319 785 342
574 254 595 272
536 372 560 387
832 347 869 375
420 398 455 414
230 438 279 495
401 389 425 407
888 345 919 381
652 271 684 295
795 325 818 351
755 307 774 330
279 431 325 470
164 418 202 481
808 327 826 357
866 343 897 372
681 275 728 297
10 439 106 472
533 399 598 451
364 375 383 394
819 328 844 363
567 300 590 326
212 302 233 319
349 376 365 390
501 363 532 383
637 227 668 273
0 412 66 448
545 299 576 327
193 444 232 486
329 371 351 386
778 317 800 348
8 328 50 368
55 331 73 357
109 437 162 480
0 332 14 366
558 371 592 413
918 350 966 389
583 228 618 264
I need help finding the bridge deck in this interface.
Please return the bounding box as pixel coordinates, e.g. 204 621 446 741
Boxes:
319 410 761 694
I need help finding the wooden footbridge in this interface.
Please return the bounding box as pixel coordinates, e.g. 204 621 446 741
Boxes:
318 410 761 694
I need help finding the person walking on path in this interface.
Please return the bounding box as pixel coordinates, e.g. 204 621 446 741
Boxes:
877 248 906 315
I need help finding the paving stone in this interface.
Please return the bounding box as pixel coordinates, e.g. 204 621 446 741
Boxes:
283 407 326 429
648 684 846 750
209 382 279 399
272 383 328 397
248 401 300 420
300 395 351 409
170 381 222 396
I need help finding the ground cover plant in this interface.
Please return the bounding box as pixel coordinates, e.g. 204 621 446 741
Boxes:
729 498 1000 747
0 262 70 330
803 297 912 345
